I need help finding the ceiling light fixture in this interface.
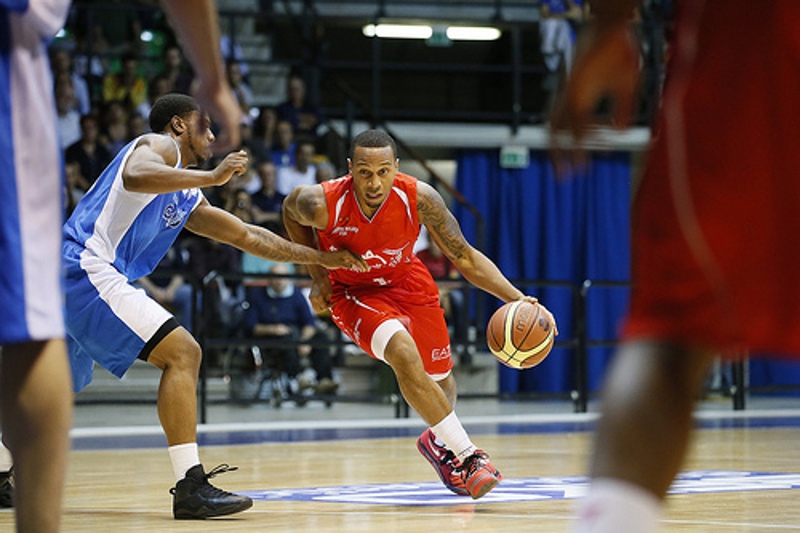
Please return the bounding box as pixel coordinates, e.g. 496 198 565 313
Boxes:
362 24 433 39
446 26 502 41
362 24 501 42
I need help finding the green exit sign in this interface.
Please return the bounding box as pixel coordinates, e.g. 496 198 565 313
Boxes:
500 146 529 169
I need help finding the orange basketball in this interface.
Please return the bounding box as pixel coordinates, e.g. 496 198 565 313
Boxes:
486 301 554 369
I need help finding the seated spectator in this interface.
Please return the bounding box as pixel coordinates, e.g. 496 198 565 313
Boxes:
227 146 262 195
226 60 253 119
220 34 249 79
136 241 196 333
251 105 278 157
100 100 129 155
276 74 326 142
55 72 82 150
245 263 339 397
102 52 147 115
65 114 112 187
182 234 244 350
240 120 271 164
226 188 256 224
271 119 296 169
315 159 337 183
65 161 87 217
137 74 172 126
158 44 193 95
251 160 286 233
126 111 148 141
50 47 91 116
276 140 317 196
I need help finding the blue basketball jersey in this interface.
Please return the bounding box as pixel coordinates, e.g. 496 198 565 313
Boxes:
63 137 204 281
0 0 70 344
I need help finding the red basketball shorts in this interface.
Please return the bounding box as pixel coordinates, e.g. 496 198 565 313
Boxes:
329 285 454 378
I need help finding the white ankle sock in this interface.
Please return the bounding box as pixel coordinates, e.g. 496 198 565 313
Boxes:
574 478 663 533
431 411 477 461
168 443 200 482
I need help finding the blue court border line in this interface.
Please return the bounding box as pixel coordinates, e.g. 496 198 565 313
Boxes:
70 410 800 451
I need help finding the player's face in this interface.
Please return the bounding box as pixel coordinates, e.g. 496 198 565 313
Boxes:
184 111 215 166
349 145 398 216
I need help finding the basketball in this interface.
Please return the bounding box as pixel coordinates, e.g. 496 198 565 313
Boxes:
486 301 554 369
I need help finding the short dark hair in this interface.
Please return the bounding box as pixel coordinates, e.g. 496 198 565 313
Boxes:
148 93 199 133
349 129 397 159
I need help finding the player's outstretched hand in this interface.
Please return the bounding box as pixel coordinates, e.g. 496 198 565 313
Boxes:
319 250 369 272
211 150 248 186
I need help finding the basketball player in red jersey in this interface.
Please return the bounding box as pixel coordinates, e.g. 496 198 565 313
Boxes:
551 1 800 531
284 129 557 499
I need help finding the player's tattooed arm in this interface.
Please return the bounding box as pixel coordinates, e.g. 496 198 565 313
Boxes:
416 182 469 262
417 181 525 304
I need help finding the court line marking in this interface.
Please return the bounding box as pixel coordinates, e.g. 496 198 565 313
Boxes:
70 408 800 439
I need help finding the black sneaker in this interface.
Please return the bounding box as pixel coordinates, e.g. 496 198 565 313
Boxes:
0 470 13 508
170 464 252 519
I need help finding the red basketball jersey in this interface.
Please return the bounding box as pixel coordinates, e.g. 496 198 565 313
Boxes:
317 173 437 299
624 0 800 357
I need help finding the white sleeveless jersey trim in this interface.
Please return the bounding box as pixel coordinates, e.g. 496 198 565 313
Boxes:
391 185 414 225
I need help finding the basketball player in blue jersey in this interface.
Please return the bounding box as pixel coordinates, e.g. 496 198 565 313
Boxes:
62 93 367 520
0 1 73 531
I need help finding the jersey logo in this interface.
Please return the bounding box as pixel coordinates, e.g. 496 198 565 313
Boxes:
332 225 359 237
431 345 452 362
162 195 190 228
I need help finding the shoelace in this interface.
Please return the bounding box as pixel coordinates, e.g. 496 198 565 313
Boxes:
457 452 486 476
205 464 239 481
170 464 242 496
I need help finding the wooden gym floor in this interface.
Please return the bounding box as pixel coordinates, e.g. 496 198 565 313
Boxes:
4 398 800 531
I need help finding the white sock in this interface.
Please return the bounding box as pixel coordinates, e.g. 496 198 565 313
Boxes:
431 411 477 461
168 443 200 482
574 478 663 533
0 444 11 472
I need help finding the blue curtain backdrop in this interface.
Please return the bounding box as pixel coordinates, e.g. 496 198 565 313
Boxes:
453 149 631 394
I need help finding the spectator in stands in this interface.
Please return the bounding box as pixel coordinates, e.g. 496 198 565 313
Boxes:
245 263 339 397
251 105 277 155
220 34 249 79
72 22 109 96
315 159 337 183
65 161 87 217
126 111 148 141
276 74 325 142
50 48 91 116
271 119 296 169
251 160 286 233
226 146 261 195
65 114 112 187
182 233 245 345
159 44 194 94
226 60 253 119
100 100 129 155
136 241 196 333
55 72 82 151
227 188 256 224
276 139 317 196
539 0 587 100
102 52 147 114
137 74 172 126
